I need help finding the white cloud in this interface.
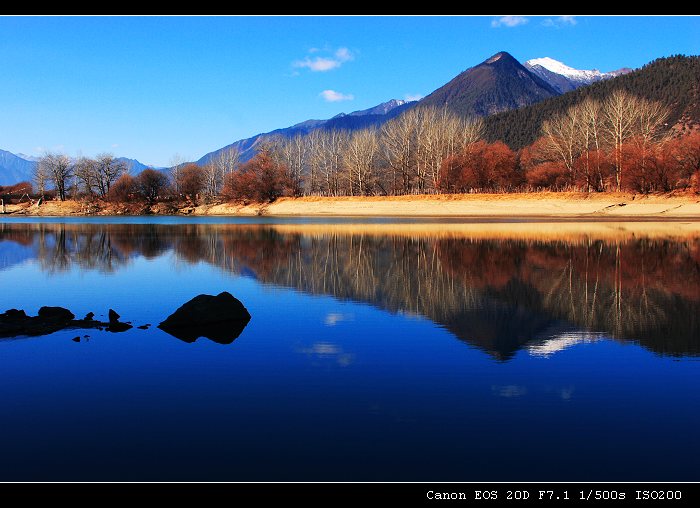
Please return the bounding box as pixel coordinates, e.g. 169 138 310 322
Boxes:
294 56 342 72
542 16 577 28
320 89 354 102
111 143 119 149
404 93 424 102
334 47 353 62
292 46 354 72
491 16 529 28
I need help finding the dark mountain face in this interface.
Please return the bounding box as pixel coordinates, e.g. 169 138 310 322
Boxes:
419 51 560 117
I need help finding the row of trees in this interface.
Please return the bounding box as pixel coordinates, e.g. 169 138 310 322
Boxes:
232 92 698 198
33 153 130 201
28 92 700 204
269 106 483 196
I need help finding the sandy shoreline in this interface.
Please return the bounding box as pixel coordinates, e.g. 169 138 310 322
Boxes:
4 192 700 219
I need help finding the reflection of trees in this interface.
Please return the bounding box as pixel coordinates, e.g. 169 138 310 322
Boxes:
1 223 698 358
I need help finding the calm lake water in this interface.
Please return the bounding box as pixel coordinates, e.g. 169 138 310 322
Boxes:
0 217 698 481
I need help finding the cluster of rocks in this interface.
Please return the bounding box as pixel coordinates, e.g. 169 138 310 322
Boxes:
0 306 133 338
0 291 250 345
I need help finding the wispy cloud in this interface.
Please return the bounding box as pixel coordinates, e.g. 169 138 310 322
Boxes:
404 93 424 102
320 89 354 102
542 16 577 28
293 47 355 72
491 16 529 28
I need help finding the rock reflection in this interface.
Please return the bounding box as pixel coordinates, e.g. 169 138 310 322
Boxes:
1 221 698 358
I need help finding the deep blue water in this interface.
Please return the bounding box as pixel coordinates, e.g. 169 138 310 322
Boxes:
0 218 698 481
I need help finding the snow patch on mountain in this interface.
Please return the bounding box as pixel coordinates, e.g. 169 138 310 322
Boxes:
524 57 632 93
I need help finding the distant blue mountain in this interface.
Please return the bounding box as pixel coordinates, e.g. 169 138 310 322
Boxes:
0 150 37 186
197 99 415 166
0 151 156 186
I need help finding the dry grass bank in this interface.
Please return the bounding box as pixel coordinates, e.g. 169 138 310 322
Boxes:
201 192 700 218
4 192 700 219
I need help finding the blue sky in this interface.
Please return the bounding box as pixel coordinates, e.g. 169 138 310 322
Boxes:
1 15 698 166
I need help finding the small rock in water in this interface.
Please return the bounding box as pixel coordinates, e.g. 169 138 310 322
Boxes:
72 336 80 342
84 312 95 321
137 324 151 330
108 309 120 323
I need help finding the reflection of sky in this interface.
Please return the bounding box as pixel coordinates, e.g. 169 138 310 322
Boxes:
324 312 354 326
297 342 355 366
0 226 699 481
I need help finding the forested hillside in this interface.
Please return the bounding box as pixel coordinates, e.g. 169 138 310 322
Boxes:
484 55 700 149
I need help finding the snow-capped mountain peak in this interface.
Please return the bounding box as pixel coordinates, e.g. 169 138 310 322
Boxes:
524 57 632 93
525 57 604 81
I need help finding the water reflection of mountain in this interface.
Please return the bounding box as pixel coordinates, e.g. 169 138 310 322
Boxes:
1 222 698 359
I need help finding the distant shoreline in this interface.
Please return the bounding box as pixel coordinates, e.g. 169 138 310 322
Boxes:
3 192 700 219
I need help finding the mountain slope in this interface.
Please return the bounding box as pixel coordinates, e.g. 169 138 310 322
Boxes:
197 99 414 165
524 57 632 93
418 51 560 117
0 150 36 186
484 54 700 149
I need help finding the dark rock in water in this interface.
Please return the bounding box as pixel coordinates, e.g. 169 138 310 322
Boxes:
137 324 151 330
72 336 80 342
159 320 249 344
108 309 120 323
158 292 251 344
1 305 133 339
106 321 132 333
38 306 74 322
4 309 27 319
84 312 95 321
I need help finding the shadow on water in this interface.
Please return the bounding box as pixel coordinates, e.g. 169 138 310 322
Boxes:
1 221 699 358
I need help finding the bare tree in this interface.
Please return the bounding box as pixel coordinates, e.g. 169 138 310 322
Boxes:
278 134 307 197
94 154 128 198
202 147 241 198
169 153 186 195
307 130 347 196
73 156 98 197
33 159 49 199
602 90 641 191
541 105 582 186
38 153 73 201
578 99 604 192
601 91 671 191
381 110 418 194
343 128 379 195
417 107 484 193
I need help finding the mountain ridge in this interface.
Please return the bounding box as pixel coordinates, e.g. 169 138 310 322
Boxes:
418 51 560 116
524 57 633 93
